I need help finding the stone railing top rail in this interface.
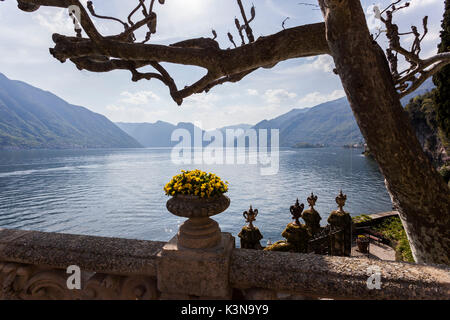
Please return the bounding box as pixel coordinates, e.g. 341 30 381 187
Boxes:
0 228 449 299
230 248 450 300
365 211 399 220
0 228 165 276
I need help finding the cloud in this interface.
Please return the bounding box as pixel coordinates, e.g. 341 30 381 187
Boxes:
134 0 235 44
247 89 259 96
397 0 441 14
297 90 346 108
32 2 109 36
120 91 160 105
313 55 335 73
264 0 299 19
276 55 335 75
33 8 73 34
104 104 169 122
263 89 297 104
182 92 221 111
365 3 383 31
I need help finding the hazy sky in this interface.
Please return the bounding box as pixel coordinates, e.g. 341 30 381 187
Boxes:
0 0 445 129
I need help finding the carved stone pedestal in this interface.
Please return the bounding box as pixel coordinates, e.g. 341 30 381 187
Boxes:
302 193 322 236
178 217 222 249
156 232 235 299
327 190 352 257
264 223 310 253
238 226 263 249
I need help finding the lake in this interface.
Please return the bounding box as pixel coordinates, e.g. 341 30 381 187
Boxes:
0 147 392 245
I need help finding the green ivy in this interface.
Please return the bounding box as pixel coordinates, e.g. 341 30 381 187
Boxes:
373 217 414 263
352 214 372 223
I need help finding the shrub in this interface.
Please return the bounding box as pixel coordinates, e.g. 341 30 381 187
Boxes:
352 214 372 223
373 217 414 263
439 166 450 183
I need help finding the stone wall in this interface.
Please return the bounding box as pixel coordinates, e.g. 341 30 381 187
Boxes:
0 228 448 300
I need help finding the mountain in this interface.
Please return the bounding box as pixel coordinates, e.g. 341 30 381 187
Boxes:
117 79 436 148
116 121 177 147
117 121 252 147
0 73 141 149
253 108 309 131
253 97 362 147
253 78 436 147
119 100 358 148
217 123 253 132
117 121 205 148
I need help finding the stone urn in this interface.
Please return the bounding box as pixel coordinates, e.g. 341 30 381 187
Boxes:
166 194 230 249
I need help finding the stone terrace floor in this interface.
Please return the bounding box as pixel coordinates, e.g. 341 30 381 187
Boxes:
351 241 396 261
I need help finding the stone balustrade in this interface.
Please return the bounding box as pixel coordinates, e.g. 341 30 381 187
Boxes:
0 227 449 300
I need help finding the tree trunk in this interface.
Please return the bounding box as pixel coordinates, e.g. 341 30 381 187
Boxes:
318 0 450 265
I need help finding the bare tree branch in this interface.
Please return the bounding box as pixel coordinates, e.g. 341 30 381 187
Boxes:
236 0 255 43
12 0 329 105
374 1 450 97
398 59 450 98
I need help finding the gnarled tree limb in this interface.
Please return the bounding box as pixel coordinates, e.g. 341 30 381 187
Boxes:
374 1 450 98
14 0 329 105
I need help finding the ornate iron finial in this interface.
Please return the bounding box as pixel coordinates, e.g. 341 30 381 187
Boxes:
243 205 258 229
307 192 318 209
290 198 304 225
335 190 347 212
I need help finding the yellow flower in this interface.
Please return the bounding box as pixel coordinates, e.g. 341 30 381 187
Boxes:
164 169 229 197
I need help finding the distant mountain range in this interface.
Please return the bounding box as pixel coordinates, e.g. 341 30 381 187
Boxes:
116 121 253 148
116 121 178 148
118 78 434 148
253 97 363 147
0 73 141 149
117 97 363 147
0 71 434 150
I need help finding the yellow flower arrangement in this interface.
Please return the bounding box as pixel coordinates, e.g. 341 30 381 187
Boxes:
164 169 229 198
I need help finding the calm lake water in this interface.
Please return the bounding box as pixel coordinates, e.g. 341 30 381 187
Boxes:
0 147 392 245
